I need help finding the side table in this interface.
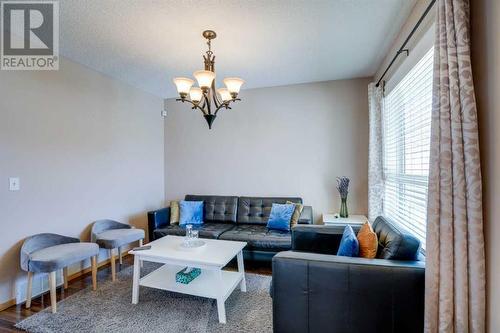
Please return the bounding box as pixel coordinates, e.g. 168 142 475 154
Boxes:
322 214 368 227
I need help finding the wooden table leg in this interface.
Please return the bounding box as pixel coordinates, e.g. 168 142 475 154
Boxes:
26 272 33 309
48 271 57 313
63 267 68 289
91 256 97 291
131 255 140 304
110 249 116 282
118 247 122 266
237 250 246 292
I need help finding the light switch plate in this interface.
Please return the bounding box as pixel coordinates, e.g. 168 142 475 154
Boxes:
9 177 20 191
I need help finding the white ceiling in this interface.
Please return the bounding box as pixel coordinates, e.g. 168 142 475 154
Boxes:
59 0 416 97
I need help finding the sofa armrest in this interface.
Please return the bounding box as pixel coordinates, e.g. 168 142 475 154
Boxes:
272 251 425 333
297 205 313 224
147 207 170 242
292 224 361 254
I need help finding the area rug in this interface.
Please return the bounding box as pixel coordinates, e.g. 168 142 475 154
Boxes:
15 263 273 333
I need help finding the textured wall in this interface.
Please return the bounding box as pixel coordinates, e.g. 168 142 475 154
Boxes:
471 0 500 331
0 58 165 306
164 79 370 223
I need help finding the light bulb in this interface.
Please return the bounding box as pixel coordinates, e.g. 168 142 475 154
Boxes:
217 88 232 102
189 87 203 103
223 77 244 98
193 70 215 90
173 77 194 98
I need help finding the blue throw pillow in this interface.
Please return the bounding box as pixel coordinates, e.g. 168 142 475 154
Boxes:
179 200 204 225
337 225 359 257
266 203 295 231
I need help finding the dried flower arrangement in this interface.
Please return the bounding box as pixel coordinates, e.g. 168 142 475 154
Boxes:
336 176 350 199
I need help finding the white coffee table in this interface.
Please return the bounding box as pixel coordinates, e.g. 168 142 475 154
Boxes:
128 235 247 324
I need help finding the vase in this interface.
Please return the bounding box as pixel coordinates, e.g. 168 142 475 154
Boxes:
339 197 349 218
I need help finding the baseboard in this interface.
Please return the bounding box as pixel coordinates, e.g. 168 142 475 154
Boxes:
0 299 16 312
0 253 130 312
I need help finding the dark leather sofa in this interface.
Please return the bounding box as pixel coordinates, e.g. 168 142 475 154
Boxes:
148 195 313 261
272 216 425 333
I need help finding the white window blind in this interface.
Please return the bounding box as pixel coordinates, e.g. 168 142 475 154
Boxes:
382 47 434 248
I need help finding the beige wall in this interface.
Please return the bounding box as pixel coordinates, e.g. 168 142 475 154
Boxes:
164 79 370 222
0 58 165 306
471 0 500 331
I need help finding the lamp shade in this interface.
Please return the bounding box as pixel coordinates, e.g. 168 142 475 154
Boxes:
217 88 232 102
223 77 244 94
173 77 194 95
189 87 203 103
193 70 216 89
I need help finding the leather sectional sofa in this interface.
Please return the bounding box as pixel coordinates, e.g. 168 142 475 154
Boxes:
147 195 313 261
272 216 425 333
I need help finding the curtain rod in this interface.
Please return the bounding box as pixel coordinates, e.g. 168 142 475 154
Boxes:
375 0 436 87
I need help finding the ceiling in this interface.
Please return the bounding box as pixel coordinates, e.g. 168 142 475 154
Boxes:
59 0 416 98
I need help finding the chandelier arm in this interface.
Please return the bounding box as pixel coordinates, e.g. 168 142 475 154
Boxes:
177 98 208 115
199 95 209 114
203 92 212 115
214 102 230 115
212 87 222 109
199 96 206 109
194 104 208 115
211 77 223 109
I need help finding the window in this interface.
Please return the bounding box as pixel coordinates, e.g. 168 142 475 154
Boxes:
382 48 434 248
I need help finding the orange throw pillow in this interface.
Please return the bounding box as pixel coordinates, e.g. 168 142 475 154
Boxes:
357 222 378 258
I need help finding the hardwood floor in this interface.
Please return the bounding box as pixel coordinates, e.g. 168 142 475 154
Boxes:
0 255 272 332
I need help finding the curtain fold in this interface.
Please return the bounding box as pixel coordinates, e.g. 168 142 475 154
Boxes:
425 0 485 332
367 83 384 222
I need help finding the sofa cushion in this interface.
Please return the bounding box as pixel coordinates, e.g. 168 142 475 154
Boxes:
357 222 378 259
185 195 238 223
237 197 302 225
267 203 295 231
336 225 359 257
179 200 204 225
154 225 185 238
287 200 304 228
373 216 421 260
170 201 180 224
219 224 291 251
154 223 235 239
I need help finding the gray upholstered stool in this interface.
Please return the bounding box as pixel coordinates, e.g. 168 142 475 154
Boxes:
91 220 145 281
20 233 99 313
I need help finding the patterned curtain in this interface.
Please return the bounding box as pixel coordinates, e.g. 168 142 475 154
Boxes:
425 0 486 332
367 83 384 222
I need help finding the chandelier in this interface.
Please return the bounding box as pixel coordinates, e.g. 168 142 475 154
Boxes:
173 30 244 129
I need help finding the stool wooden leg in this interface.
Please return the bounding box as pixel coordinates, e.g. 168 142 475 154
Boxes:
139 239 144 268
118 247 123 266
26 272 33 309
91 256 97 291
110 249 116 282
63 267 68 289
48 271 57 313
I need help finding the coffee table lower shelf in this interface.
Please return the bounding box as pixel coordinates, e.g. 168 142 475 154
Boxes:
133 264 245 323
140 264 243 299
